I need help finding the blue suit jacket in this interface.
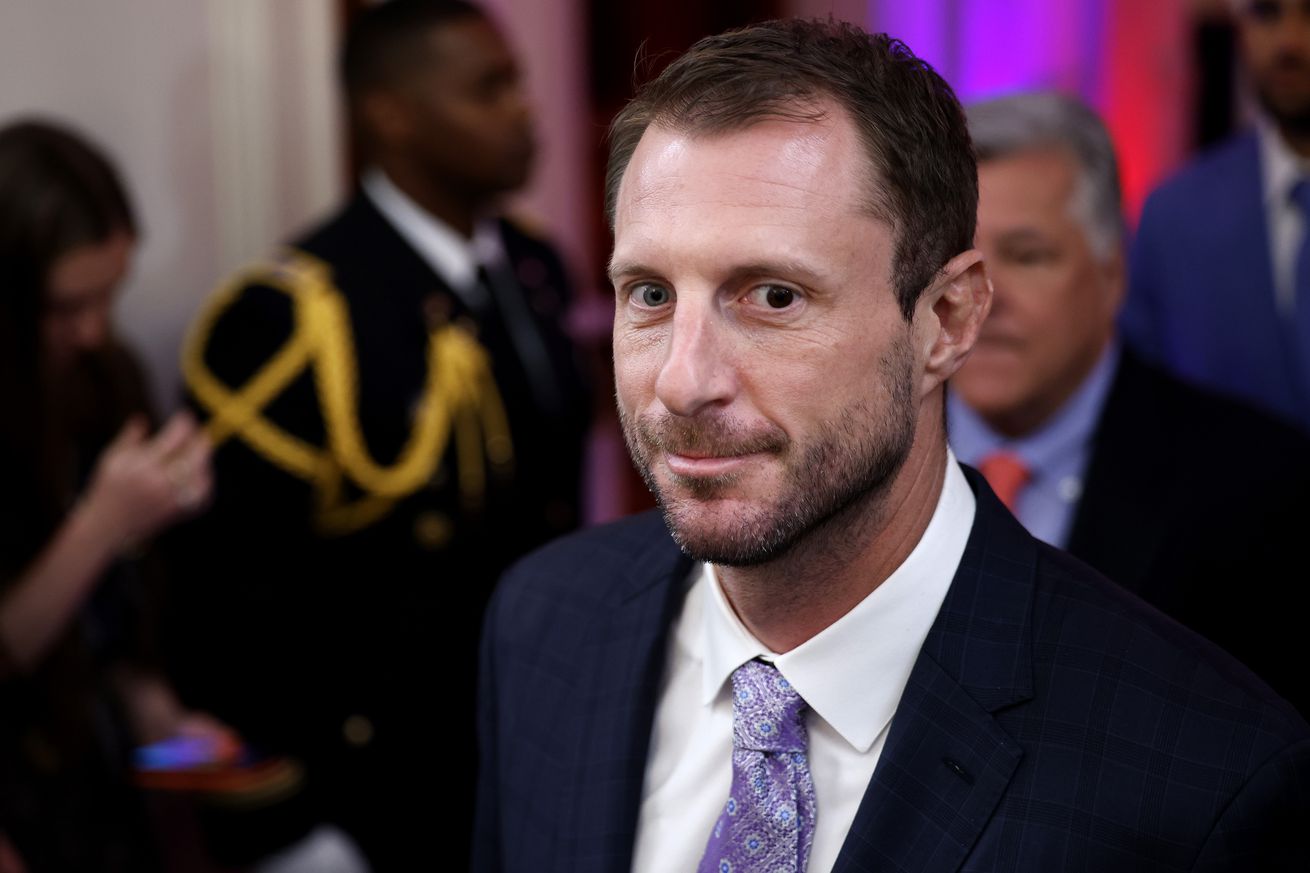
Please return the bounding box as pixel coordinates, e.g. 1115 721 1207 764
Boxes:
473 468 1310 871
1124 131 1309 432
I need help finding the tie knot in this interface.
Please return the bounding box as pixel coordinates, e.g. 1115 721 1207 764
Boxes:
979 451 1030 512
1291 178 1310 215
730 659 808 754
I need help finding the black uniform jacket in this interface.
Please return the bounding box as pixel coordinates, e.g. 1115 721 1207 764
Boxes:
169 192 589 868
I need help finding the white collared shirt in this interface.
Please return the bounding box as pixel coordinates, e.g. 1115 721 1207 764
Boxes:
631 454 977 873
360 167 505 310
1258 120 1310 317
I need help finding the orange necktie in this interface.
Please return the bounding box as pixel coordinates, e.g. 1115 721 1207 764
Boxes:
979 452 1030 512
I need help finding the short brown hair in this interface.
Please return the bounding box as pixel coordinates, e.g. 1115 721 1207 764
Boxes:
605 19 976 320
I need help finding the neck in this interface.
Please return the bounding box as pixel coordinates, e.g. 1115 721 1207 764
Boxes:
376 156 481 238
716 409 949 654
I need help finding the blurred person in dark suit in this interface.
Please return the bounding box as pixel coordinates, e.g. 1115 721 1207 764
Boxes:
1125 0 1310 432
0 119 218 873
475 22 1309 873
169 1 590 868
951 90 1310 715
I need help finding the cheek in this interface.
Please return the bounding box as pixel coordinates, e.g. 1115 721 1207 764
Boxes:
746 336 882 428
612 327 667 405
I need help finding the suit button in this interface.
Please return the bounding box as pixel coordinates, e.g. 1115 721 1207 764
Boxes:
414 511 452 550
343 714 374 748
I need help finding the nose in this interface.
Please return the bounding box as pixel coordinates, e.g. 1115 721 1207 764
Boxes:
654 301 738 417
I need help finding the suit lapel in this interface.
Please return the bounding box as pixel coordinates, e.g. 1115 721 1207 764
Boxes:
834 471 1033 873
563 522 692 872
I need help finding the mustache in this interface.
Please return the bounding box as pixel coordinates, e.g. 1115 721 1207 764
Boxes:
635 413 788 457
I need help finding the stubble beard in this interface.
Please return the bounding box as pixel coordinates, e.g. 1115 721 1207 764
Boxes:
619 335 918 567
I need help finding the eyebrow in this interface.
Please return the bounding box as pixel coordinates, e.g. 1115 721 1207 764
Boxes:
607 258 831 287
607 259 658 285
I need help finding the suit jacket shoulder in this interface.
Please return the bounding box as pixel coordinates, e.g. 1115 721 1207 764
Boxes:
476 511 691 872
1068 350 1310 712
1144 131 1260 212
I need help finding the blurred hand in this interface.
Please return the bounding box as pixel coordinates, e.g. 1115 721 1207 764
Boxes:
175 711 244 764
82 410 214 548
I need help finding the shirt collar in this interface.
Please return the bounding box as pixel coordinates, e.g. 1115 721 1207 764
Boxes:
1258 119 1310 208
699 450 976 753
361 168 505 293
948 340 1120 480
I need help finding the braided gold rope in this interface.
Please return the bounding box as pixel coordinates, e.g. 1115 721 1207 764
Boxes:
181 250 515 535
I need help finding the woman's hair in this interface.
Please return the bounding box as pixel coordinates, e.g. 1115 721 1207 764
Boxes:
0 119 140 554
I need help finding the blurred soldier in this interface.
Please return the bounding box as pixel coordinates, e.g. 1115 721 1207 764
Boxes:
170 1 589 868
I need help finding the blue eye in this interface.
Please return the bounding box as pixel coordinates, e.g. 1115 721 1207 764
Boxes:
636 284 671 307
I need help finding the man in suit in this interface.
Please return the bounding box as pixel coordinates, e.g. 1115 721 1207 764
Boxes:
1125 0 1310 432
475 20 1310 873
168 1 589 868
949 91 1310 716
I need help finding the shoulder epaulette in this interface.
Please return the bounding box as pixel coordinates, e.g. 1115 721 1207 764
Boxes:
182 248 513 536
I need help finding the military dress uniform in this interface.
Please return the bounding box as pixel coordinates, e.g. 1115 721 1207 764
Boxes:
168 190 589 869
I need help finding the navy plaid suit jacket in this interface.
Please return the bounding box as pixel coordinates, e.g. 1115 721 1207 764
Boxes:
473 467 1310 871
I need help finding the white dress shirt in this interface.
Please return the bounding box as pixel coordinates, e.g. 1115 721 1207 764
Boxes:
631 454 977 873
362 168 561 409
1258 120 1310 317
361 167 505 308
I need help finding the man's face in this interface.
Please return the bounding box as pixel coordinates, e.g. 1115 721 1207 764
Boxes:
610 106 922 566
395 17 535 197
1241 0 1310 131
42 232 133 372
951 148 1120 436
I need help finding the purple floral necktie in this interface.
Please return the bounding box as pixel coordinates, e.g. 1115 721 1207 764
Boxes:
697 658 817 873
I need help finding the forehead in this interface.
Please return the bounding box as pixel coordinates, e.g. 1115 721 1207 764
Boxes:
977 148 1080 224
612 106 881 272
424 17 515 82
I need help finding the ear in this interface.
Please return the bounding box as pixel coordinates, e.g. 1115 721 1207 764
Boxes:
913 248 991 396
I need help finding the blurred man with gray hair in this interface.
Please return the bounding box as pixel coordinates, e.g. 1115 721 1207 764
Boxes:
951 90 1310 714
